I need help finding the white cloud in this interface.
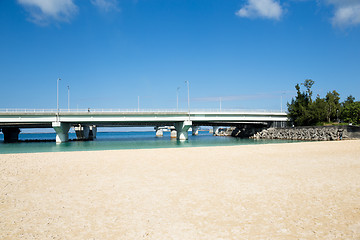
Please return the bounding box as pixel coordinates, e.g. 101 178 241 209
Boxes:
236 0 283 20
324 0 360 27
17 0 78 25
91 0 120 12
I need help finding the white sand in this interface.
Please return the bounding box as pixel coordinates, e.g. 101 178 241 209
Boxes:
1 140 360 239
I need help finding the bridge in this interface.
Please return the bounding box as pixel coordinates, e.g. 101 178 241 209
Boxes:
0 109 288 143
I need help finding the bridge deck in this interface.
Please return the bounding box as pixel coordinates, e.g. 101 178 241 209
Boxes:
0 110 288 128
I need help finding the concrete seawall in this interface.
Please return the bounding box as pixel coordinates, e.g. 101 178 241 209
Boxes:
251 125 360 141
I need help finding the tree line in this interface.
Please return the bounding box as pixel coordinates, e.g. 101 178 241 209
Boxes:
287 79 360 126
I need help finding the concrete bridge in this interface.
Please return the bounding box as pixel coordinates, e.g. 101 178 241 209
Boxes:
0 109 288 143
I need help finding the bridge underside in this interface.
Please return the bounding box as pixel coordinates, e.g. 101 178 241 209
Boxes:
0 120 283 143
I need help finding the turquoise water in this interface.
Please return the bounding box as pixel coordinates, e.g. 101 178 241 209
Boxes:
0 131 295 154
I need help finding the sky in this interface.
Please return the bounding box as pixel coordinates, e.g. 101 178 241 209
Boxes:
1 0 360 112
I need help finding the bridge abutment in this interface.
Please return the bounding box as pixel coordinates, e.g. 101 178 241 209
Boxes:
175 120 192 141
52 122 70 143
2 127 20 143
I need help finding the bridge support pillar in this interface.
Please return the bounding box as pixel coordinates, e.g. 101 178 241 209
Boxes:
154 127 163 137
175 120 192 141
2 127 20 143
75 125 97 140
192 126 199 136
213 126 220 135
75 124 90 140
89 125 97 139
52 122 70 143
170 129 177 139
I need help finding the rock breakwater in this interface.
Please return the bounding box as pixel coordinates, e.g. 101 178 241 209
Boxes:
251 125 360 141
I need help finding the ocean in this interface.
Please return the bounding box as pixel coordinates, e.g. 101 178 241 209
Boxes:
0 130 295 154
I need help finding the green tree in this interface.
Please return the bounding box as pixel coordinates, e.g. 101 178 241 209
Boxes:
345 95 355 104
325 90 340 123
311 95 327 124
301 79 315 101
287 82 359 126
341 96 360 125
287 81 314 126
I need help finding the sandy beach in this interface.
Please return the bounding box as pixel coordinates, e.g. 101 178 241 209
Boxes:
1 140 360 239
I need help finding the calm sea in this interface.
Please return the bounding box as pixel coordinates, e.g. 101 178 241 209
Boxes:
0 131 295 154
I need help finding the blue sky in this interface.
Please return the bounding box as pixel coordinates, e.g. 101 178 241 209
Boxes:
1 0 360 111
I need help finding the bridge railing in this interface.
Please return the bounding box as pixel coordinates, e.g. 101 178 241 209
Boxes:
0 108 286 113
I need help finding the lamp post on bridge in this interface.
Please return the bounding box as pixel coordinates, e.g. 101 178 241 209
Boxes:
57 78 61 121
185 81 190 120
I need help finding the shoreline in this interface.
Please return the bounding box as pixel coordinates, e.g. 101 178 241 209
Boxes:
0 138 357 156
0 138 301 155
1 140 360 239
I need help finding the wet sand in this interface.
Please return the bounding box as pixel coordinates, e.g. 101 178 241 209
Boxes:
1 140 360 239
